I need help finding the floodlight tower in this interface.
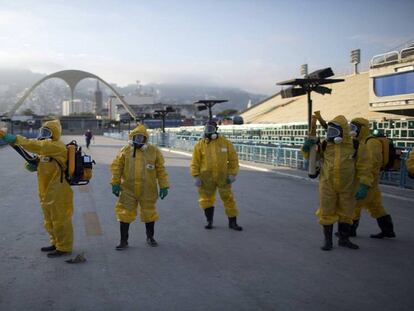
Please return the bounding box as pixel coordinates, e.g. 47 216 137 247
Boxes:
351 49 361 75
194 99 228 122
277 67 344 132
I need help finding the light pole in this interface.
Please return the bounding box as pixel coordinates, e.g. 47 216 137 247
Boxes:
154 105 175 147
194 99 228 122
277 67 344 133
277 67 344 178
154 105 175 133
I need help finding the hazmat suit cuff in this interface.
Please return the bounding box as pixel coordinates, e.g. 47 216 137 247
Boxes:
15 135 29 146
111 179 121 186
301 148 310 160
358 178 372 188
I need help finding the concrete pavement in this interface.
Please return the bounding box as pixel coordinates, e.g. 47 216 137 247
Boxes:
0 135 414 311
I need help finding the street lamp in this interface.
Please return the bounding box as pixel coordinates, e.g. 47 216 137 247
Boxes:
277 67 344 132
194 99 228 122
154 105 175 133
277 67 344 178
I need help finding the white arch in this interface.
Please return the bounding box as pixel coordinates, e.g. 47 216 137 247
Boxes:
8 69 137 119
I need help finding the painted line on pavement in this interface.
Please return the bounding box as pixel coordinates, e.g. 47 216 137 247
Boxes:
161 147 414 202
161 148 312 180
382 193 414 203
83 212 103 236
160 148 192 157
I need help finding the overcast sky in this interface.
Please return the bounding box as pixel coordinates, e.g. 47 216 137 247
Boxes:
0 0 413 94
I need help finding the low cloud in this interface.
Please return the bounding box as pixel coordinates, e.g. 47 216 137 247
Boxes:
349 34 412 50
0 50 291 95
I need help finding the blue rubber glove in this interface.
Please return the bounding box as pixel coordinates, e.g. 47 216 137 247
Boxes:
3 133 17 144
112 184 121 197
355 184 369 200
303 138 316 152
159 188 169 200
25 162 38 172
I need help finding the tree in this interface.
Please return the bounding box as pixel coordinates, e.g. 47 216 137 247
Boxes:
22 108 35 116
216 109 238 117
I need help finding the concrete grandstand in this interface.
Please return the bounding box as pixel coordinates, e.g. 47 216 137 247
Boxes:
241 72 398 124
238 46 414 148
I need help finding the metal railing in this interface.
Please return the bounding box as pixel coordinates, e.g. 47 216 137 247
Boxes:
380 152 414 189
105 131 413 189
234 144 306 169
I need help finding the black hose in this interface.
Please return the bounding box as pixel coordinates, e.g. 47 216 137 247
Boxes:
11 145 39 166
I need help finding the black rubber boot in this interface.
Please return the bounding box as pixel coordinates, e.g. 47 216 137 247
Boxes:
204 207 214 229
338 223 359 249
350 219 359 237
145 222 158 247
116 222 129 250
47 250 71 258
321 225 333 251
335 219 359 237
41 245 56 252
370 215 396 239
228 217 243 231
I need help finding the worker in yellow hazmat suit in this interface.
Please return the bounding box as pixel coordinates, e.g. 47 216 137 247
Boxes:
190 121 242 231
349 118 396 239
407 150 414 178
302 115 372 251
111 124 169 249
0 120 74 257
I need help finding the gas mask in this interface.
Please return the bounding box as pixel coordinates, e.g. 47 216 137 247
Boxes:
349 122 362 138
326 122 343 144
132 134 147 149
204 123 218 140
37 127 53 140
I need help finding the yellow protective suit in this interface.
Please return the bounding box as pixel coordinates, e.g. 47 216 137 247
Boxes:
15 120 74 252
111 125 169 223
407 150 414 176
303 115 372 225
190 135 239 217
352 118 387 220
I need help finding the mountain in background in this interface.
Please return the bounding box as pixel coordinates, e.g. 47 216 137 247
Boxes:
0 68 267 115
146 83 266 113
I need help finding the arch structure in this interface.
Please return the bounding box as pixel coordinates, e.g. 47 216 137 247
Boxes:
8 69 136 119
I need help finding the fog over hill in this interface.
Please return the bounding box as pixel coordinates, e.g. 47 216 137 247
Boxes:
0 68 267 115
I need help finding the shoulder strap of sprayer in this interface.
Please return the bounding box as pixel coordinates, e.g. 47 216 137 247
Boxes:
52 158 66 184
352 139 359 158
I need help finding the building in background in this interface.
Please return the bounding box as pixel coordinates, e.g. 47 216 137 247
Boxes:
94 81 103 115
62 99 94 116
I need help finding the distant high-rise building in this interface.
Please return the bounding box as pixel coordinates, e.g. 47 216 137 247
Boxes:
94 80 103 115
62 99 93 116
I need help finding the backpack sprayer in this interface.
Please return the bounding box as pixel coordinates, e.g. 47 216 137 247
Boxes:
0 128 94 186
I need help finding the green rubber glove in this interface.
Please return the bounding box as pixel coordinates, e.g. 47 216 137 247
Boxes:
159 188 169 200
226 175 236 184
355 184 369 200
303 138 316 152
25 162 38 172
3 133 17 144
112 184 121 197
